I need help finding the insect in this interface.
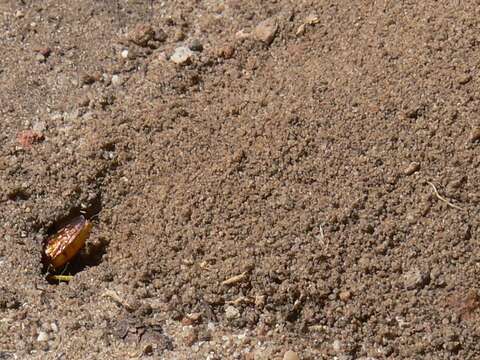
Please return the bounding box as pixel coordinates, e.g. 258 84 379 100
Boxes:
43 215 93 271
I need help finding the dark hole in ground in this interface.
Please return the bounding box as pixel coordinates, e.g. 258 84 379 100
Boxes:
44 239 109 284
67 237 109 273
286 307 302 323
7 188 30 201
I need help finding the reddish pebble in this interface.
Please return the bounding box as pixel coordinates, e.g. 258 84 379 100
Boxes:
218 45 235 59
339 291 352 302
38 47 51 57
17 130 44 148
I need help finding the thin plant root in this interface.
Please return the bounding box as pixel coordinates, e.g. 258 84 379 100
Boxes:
426 181 464 211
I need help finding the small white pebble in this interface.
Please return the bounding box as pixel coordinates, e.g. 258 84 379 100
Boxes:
32 120 46 132
51 322 58 333
170 46 193 65
332 339 342 352
102 73 111 84
111 75 122 87
225 305 240 320
121 49 129 59
37 331 49 342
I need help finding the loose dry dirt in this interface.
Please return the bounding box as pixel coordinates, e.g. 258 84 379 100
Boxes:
1 1 479 359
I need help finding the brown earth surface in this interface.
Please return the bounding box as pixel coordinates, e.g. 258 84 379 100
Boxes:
1 0 480 359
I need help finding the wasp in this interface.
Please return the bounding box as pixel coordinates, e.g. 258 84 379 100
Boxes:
43 215 93 276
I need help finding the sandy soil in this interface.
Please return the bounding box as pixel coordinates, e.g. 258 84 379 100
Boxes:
1 1 479 359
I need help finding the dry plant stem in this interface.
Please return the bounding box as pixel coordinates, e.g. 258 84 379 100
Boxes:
102 289 134 311
426 181 464 211
226 296 254 305
222 272 247 286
